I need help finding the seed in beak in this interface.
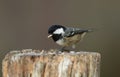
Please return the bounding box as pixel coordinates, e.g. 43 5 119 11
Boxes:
48 34 52 38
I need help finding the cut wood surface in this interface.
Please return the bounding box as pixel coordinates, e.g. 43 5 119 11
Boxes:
2 49 101 77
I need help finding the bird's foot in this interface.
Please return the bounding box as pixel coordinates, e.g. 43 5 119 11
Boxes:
60 47 70 52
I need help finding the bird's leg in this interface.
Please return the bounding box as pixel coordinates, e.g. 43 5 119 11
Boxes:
55 47 65 54
60 47 70 52
60 47 65 52
56 47 70 54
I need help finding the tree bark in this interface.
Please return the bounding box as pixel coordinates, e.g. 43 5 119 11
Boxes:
2 49 101 77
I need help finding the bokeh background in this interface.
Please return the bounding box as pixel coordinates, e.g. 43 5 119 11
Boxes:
0 0 120 77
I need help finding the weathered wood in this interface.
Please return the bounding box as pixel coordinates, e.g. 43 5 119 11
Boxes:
2 49 101 77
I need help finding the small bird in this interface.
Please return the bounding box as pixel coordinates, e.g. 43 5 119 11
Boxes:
48 25 91 51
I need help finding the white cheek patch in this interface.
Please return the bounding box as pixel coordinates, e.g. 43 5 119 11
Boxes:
53 28 65 34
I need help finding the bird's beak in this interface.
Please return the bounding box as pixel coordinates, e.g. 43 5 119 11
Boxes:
48 34 53 38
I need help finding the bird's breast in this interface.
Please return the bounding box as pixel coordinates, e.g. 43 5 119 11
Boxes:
56 34 82 47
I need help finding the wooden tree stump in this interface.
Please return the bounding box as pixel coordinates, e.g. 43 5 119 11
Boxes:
2 49 101 77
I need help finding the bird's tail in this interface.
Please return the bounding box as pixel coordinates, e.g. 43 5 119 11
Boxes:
87 29 92 32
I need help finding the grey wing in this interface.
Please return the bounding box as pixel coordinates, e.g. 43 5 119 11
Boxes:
63 27 89 37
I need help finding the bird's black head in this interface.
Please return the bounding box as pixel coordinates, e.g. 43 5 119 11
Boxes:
48 25 66 34
48 25 66 41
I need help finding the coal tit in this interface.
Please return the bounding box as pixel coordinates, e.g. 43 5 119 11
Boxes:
48 25 91 51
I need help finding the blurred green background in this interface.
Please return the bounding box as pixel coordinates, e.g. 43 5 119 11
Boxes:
0 0 120 77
